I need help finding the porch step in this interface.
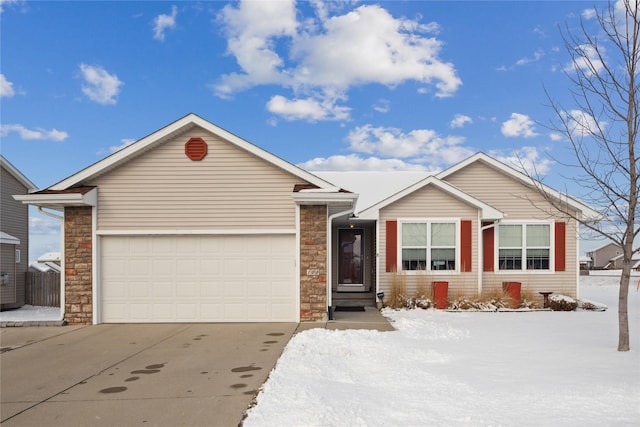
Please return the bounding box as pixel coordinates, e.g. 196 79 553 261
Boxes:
332 292 376 308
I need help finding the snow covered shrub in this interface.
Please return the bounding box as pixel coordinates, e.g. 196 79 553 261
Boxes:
479 287 513 309
448 295 477 310
548 294 577 311
414 274 433 309
388 272 409 309
519 289 541 309
578 299 607 311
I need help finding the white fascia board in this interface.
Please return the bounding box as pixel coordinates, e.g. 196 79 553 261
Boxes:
13 188 97 210
437 152 602 220
291 191 358 206
49 113 335 191
356 176 503 220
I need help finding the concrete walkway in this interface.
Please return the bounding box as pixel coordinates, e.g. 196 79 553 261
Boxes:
297 306 395 332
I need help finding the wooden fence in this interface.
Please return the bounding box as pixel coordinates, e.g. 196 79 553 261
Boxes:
25 272 61 307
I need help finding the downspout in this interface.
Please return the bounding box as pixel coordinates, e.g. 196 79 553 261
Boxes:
480 219 500 296
327 207 356 320
37 207 64 321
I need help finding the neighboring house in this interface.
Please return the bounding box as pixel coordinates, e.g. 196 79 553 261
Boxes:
607 252 640 270
14 114 600 325
587 242 624 269
29 252 62 273
1 156 37 310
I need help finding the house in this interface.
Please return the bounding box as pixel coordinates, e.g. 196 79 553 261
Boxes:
29 252 62 273
1 156 37 310
587 242 623 269
14 114 600 325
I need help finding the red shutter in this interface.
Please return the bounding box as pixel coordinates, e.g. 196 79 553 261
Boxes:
555 221 566 271
482 222 494 272
460 220 472 272
386 220 397 272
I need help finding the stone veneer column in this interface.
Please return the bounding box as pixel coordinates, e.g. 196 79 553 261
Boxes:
299 205 328 321
64 206 93 325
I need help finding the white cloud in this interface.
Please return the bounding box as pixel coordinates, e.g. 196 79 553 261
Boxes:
501 113 539 138
450 114 472 128
266 94 351 122
79 63 123 105
30 217 60 235
298 154 427 172
498 49 545 71
153 5 177 41
549 132 564 141
0 124 68 141
0 0 23 14
346 124 474 167
562 109 603 137
492 146 553 176
515 49 545 66
563 44 605 76
373 99 390 113
214 1 461 120
582 7 597 20
96 138 136 155
0 73 15 97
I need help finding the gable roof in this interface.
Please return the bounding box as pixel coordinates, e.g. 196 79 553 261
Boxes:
356 175 504 220
0 155 38 191
437 152 602 221
48 113 337 192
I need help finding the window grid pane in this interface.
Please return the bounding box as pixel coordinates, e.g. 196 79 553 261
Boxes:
431 223 455 246
526 224 550 247
402 248 427 271
402 223 427 246
499 225 522 247
431 248 455 270
499 249 522 270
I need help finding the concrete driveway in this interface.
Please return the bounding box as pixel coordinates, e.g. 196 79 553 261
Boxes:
0 323 297 426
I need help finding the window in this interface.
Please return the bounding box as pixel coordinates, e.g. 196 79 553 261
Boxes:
498 223 550 271
401 221 457 271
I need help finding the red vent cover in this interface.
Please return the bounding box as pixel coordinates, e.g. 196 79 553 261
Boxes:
185 138 208 161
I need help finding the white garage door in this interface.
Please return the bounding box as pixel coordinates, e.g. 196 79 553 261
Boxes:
100 235 297 323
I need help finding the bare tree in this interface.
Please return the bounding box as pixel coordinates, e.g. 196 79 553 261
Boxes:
541 0 638 351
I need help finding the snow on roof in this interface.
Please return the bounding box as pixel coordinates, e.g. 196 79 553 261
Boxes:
36 252 61 263
314 171 432 214
0 231 20 245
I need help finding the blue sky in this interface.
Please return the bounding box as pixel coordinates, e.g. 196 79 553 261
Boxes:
1 0 617 260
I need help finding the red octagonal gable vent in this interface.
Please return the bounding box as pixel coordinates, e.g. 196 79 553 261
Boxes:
185 137 208 161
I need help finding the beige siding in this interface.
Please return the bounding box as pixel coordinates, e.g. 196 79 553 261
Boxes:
1 167 29 307
379 185 480 299
444 161 579 298
90 128 310 230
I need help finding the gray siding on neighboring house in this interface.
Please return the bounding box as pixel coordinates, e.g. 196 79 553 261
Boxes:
1 166 30 308
589 243 621 268
90 128 311 231
443 161 580 297
379 185 480 298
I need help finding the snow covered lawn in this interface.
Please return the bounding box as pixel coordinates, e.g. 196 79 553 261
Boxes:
244 276 640 426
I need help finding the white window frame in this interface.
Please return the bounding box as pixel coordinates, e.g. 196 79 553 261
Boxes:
398 218 460 274
496 220 554 274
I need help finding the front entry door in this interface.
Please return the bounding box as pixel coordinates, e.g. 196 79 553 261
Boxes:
338 228 364 291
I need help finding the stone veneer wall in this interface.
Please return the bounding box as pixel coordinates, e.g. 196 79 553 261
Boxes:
299 205 328 321
64 206 93 325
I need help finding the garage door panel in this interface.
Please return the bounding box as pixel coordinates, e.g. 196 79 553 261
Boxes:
101 235 296 322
